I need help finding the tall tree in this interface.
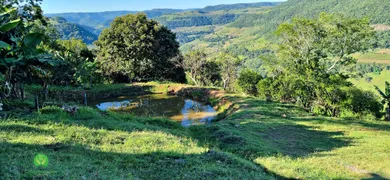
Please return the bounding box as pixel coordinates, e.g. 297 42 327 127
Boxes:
264 13 375 115
182 50 220 86
215 52 241 91
95 13 185 83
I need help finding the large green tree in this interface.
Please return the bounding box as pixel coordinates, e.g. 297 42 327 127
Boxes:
261 13 376 116
95 13 185 83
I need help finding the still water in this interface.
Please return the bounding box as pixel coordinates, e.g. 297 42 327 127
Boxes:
89 94 217 127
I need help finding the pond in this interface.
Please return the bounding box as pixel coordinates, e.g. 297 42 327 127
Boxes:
89 94 217 127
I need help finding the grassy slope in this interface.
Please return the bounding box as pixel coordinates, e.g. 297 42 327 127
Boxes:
1 84 390 179
351 70 390 94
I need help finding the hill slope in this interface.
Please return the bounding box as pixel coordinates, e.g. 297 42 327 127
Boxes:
48 17 98 44
183 0 390 56
45 2 281 44
46 9 185 35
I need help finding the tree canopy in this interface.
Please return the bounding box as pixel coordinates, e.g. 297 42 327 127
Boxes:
95 13 185 83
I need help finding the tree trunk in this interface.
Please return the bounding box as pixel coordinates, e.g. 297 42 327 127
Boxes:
386 106 390 121
222 78 229 91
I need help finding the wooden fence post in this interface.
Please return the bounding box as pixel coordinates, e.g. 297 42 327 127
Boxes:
84 92 88 106
35 95 40 111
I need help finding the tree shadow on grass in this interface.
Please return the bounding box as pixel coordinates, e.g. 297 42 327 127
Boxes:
194 98 353 159
0 124 53 134
293 116 390 132
193 121 352 160
363 173 389 180
259 124 349 157
0 141 287 180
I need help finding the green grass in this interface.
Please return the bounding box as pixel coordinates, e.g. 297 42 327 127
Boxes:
1 85 390 179
351 70 390 95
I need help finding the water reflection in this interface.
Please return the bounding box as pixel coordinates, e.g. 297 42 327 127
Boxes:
89 94 217 127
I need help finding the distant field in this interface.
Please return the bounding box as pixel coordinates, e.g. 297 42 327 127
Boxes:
351 70 390 94
355 49 390 64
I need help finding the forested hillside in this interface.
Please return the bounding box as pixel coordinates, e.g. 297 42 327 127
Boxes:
48 17 98 44
230 0 390 30
46 9 185 35
180 0 390 66
45 2 281 44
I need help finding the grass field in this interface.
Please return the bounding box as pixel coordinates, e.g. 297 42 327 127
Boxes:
355 49 390 64
1 84 390 179
351 70 390 95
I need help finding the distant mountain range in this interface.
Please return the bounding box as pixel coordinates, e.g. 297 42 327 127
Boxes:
46 0 390 59
45 2 282 44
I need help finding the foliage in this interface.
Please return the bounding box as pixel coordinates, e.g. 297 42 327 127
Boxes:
341 87 383 118
95 13 185 83
49 39 98 86
0 0 44 23
182 50 220 86
215 52 241 91
0 7 55 100
258 13 377 117
375 31 390 48
375 81 390 120
237 69 262 96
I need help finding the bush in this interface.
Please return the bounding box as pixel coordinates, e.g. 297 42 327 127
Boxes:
237 69 262 96
341 87 383 118
73 107 102 120
257 78 274 100
39 106 64 115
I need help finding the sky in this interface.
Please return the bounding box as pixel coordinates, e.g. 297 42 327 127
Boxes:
41 0 284 14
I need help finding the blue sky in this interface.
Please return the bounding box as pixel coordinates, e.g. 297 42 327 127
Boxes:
42 0 284 14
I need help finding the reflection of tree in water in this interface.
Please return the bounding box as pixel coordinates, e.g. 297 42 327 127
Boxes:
130 95 186 117
92 94 216 126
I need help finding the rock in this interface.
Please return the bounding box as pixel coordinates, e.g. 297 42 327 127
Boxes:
62 106 79 115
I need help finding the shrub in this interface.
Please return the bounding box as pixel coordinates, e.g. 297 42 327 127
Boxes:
341 87 383 118
237 69 262 96
39 106 64 115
